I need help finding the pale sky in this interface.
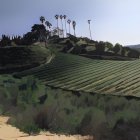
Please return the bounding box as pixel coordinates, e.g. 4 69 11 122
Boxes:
0 0 140 45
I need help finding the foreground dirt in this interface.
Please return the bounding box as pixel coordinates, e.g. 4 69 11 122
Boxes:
0 116 93 140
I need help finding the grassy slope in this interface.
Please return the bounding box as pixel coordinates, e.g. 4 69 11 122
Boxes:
15 52 140 98
0 45 51 73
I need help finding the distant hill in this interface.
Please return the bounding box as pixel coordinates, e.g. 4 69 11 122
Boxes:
125 44 140 52
125 44 140 48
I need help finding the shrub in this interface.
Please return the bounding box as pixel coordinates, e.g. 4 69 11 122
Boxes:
22 123 40 135
35 108 49 129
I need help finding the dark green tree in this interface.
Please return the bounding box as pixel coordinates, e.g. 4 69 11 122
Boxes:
95 41 106 54
22 24 49 45
128 49 140 58
105 42 113 51
0 35 11 47
113 43 122 55
22 32 35 45
31 24 48 42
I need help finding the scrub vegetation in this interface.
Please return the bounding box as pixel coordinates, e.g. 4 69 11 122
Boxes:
0 75 139 140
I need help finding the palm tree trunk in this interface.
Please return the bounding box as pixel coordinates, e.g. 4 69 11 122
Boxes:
89 24 92 40
65 19 67 37
69 24 70 34
57 19 59 37
61 19 64 38
74 29 76 37
46 26 48 30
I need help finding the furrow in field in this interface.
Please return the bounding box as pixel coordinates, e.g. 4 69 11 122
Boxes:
36 60 121 82
70 61 136 91
96 66 140 93
44 61 127 85
66 61 138 90
96 64 140 90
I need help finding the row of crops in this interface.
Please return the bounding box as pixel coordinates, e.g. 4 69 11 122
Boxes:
15 53 140 97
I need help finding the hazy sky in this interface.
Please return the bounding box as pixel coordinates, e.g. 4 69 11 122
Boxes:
0 0 140 45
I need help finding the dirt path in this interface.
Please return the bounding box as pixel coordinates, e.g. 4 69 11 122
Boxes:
0 116 94 140
46 53 55 64
0 116 27 140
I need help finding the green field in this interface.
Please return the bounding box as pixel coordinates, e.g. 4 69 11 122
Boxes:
15 53 140 98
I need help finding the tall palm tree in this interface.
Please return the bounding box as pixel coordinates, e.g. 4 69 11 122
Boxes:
55 14 59 36
40 16 45 24
60 15 64 38
67 19 71 34
45 21 52 30
63 15 67 37
45 21 49 30
88 20 92 40
72 21 76 36
45 21 52 39
48 22 52 29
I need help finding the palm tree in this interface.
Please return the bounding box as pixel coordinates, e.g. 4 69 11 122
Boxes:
48 22 52 30
45 21 52 30
88 20 92 40
63 15 67 37
40 16 45 24
60 15 64 38
55 14 59 36
72 21 76 36
67 19 71 34
45 21 52 39
48 22 52 37
45 21 49 30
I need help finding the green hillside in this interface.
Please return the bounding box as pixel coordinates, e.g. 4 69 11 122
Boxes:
15 52 140 98
0 45 51 73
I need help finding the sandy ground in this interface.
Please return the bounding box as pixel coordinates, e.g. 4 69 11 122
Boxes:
0 116 94 140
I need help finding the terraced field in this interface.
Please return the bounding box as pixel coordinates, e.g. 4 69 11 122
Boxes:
15 53 140 97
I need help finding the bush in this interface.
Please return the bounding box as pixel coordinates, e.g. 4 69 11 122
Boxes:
67 34 78 42
22 123 40 135
35 108 49 129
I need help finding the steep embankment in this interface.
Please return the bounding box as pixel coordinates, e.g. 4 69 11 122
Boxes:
0 45 51 73
15 52 140 98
